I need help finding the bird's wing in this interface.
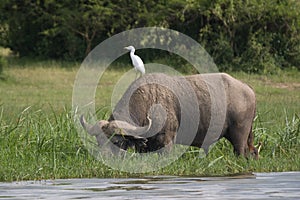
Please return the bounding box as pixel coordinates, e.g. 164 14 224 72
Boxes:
132 55 145 74
132 55 144 67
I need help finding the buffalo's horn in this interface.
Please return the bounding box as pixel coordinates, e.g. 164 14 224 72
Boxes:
119 104 167 137
79 115 108 136
110 116 152 137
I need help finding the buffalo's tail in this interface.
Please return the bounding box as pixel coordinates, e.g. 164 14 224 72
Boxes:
247 101 259 159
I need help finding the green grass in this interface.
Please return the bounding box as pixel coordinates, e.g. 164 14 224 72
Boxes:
0 58 299 182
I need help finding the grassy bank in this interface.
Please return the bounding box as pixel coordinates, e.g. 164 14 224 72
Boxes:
0 60 299 182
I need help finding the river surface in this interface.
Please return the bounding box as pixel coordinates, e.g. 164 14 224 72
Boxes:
0 172 299 200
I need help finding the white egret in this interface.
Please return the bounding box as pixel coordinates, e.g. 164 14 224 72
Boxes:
124 45 145 79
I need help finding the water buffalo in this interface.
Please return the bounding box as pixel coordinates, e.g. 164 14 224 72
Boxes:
80 73 258 159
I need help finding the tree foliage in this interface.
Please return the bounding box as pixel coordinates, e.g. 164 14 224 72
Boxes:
196 0 300 72
0 0 299 72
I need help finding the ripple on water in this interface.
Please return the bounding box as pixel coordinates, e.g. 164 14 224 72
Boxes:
0 172 299 200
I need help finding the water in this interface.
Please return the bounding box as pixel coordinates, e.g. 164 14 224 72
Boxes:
0 172 299 200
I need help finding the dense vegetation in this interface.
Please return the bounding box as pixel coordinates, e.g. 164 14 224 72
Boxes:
1 0 300 72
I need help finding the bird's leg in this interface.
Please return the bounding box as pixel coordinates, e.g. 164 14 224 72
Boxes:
135 71 138 80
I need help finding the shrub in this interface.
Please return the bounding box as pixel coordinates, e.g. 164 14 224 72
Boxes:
0 56 6 75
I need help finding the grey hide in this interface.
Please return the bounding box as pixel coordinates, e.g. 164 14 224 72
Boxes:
80 73 258 159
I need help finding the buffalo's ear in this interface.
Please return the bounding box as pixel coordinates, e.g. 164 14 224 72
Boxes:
100 122 111 136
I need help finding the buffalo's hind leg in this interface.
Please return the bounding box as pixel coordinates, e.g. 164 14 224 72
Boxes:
225 125 255 158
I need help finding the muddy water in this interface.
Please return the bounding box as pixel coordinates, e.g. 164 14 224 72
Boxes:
0 172 299 199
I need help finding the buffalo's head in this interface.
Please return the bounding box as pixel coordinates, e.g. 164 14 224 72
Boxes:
79 115 153 153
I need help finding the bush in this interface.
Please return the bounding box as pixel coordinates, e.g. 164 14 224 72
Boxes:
0 0 299 73
197 0 300 73
239 32 278 73
0 56 6 75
